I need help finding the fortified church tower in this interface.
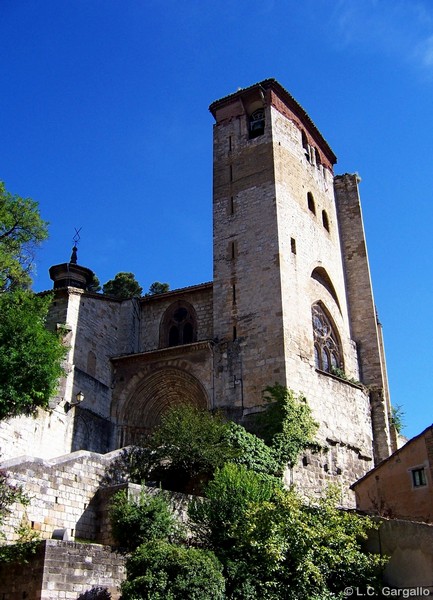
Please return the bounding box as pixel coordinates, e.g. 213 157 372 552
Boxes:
209 80 395 489
0 79 395 498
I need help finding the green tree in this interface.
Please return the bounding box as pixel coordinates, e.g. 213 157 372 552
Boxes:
189 468 385 600
147 405 236 492
189 463 279 553
0 182 48 292
102 272 143 299
146 281 170 296
0 290 66 420
109 486 225 599
87 272 101 293
240 486 385 599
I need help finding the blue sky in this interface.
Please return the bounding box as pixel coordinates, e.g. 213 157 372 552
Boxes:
1 0 432 439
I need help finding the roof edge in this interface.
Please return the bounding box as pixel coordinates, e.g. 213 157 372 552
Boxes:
209 78 336 164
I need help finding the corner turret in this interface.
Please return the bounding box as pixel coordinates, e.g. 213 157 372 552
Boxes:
49 233 94 290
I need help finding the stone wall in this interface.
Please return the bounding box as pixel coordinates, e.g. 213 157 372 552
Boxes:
334 173 393 462
139 283 213 352
367 518 433 590
96 482 192 546
0 540 125 599
0 449 123 543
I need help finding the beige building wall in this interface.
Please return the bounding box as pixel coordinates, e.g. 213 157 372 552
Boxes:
354 426 433 523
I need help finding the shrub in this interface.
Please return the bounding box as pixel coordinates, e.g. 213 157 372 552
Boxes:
109 489 176 552
241 486 386 599
222 421 281 475
257 384 321 468
121 540 225 600
189 463 280 553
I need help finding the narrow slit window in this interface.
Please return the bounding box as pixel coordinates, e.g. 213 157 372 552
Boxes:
322 210 330 232
307 192 316 215
301 130 310 161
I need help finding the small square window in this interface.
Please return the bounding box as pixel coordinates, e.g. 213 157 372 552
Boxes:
412 468 427 487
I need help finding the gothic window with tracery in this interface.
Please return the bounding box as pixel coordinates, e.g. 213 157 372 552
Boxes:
312 303 342 373
160 302 197 348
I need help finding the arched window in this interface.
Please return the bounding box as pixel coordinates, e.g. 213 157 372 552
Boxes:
307 192 316 215
312 303 342 373
160 301 197 348
249 109 265 139
322 209 330 232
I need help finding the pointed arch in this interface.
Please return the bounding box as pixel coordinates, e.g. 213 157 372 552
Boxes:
311 267 341 311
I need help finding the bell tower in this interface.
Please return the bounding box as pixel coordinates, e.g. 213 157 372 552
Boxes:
210 80 393 491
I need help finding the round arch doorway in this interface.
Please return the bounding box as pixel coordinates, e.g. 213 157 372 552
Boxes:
119 368 208 446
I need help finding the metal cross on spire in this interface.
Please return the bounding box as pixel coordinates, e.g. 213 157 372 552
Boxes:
70 227 82 264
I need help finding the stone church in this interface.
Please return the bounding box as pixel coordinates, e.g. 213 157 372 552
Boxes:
0 79 396 496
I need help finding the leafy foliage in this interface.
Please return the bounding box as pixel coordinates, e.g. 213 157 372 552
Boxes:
0 469 40 564
0 181 48 292
102 272 143 299
258 384 321 468
109 489 177 552
239 486 386 599
222 422 281 475
121 540 225 600
189 463 280 554
146 281 170 296
87 272 101 293
390 404 405 434
0 290 66 420
189 473 385 599
145 405 237 492
109 391 387 598
107 405 284 493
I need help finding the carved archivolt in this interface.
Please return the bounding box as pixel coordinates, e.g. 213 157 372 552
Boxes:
119 367 208 445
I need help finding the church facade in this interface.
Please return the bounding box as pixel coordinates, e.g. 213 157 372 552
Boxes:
0 79 396 497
